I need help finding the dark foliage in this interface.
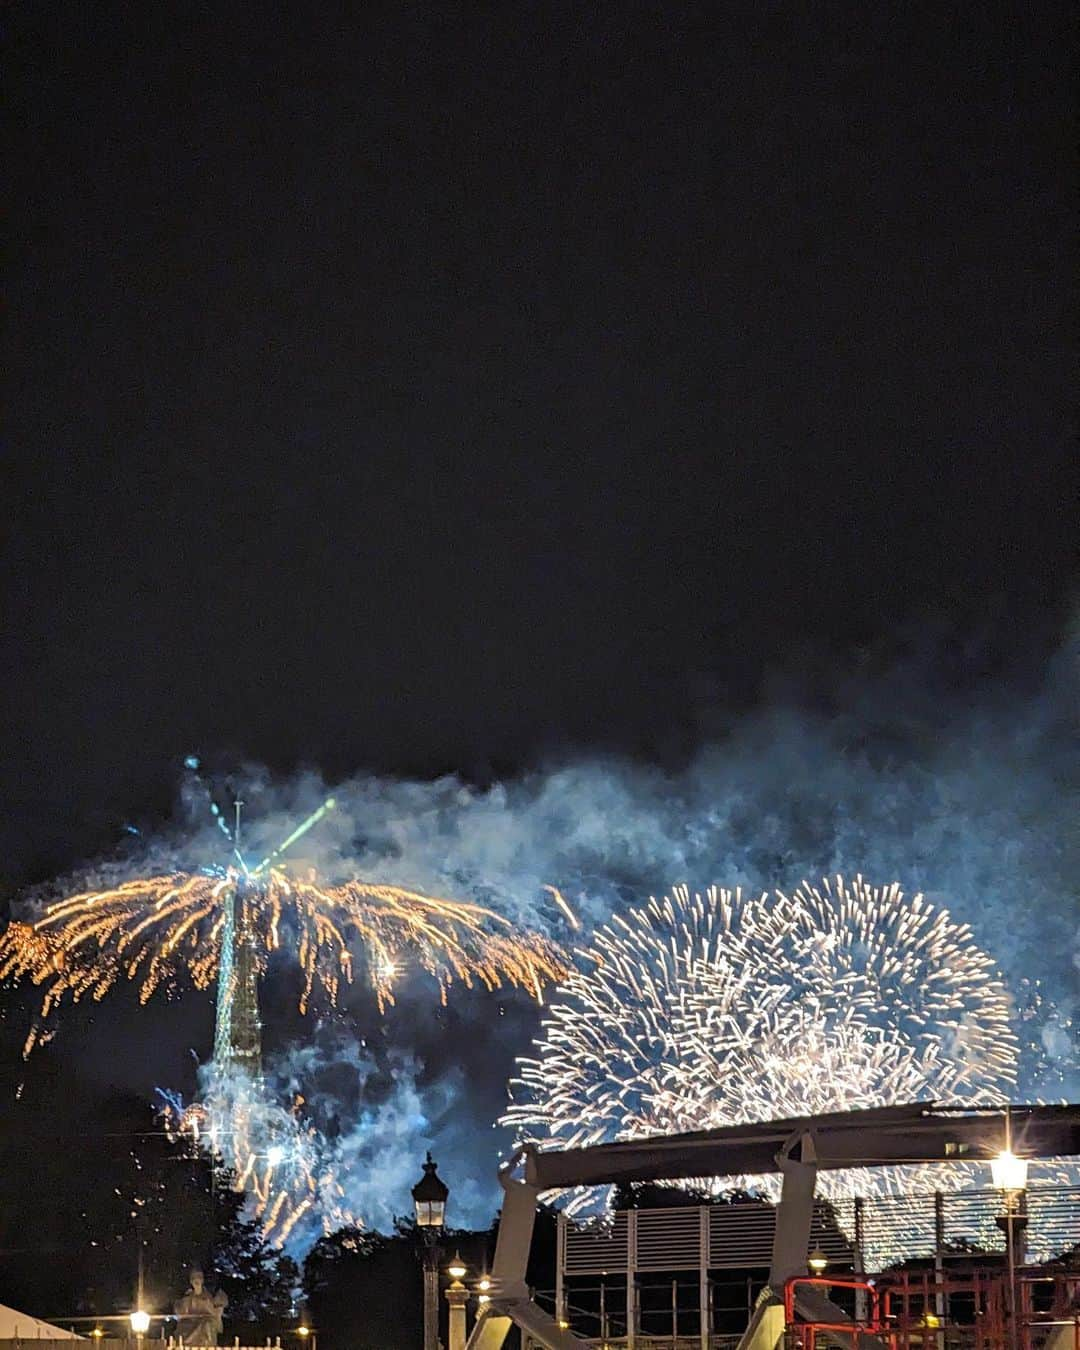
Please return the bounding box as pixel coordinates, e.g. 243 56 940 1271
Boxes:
303 1210 557 1350
613 1182 767 1209
0 1063 295 1337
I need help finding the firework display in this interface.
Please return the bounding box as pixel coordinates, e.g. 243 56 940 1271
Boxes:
159 1070 355 1249
0 781 567 1247
505 876 1020 1207
0 851 565 1051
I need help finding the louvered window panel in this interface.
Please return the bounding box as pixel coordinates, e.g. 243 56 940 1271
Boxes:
636 1207 703 1270
709 1202 776 1268
564 1210 628 1273
560 1185 1080 1279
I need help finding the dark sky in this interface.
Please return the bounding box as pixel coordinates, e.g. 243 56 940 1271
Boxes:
1 1 1078 1271
5 3 1075 871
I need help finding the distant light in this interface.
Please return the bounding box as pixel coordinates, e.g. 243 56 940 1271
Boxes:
991 1150 1028 1192
92 1329 105 1339
477 1295 491 1307
296 1326 311 1338
130 1311 151 1335
808 1249 828 1274
267 1146 285 1166
184 756 201 770
476 1275 491 1292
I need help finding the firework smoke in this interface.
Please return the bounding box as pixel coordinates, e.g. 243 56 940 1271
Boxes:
1 620 1075 1241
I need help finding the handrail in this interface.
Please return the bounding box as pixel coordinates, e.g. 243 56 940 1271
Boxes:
783 1276 883 1327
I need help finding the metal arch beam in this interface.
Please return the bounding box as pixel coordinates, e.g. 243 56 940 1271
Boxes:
769 1129 819 1288
478 1104 1080 1350
465 1159 591 1350
524 1103 1080 1190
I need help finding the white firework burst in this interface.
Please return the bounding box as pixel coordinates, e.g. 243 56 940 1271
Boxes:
505 875 1019 1208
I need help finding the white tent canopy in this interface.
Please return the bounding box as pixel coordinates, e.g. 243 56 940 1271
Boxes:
0 1303 82 1339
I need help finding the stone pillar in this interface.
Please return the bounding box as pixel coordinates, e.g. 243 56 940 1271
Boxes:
423 1244 440 1350
445 1280 469 1350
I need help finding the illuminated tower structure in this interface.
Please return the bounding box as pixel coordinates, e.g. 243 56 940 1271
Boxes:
202 789 336 1081
212 878 263 1077
206 788 337 1085
211 798 263 1078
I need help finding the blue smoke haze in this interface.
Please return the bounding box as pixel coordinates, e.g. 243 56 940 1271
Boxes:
20 622 1080 1246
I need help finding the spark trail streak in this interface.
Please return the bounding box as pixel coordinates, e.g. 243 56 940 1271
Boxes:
0 782 566 1247
159 1072 355 1249
0 866 565 1044
505 875 1019 1209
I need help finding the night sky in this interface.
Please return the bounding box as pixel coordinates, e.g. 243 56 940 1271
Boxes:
3 0 1077 1243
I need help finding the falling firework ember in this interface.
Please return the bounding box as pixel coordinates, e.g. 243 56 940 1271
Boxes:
505 876 1020 1209
159 1070 356 1249
0 807 566 1048
0 777 566 1245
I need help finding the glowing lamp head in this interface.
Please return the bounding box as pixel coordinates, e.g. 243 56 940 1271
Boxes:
808 1249 828 1275
991 1149 1028 1192
296 1327 311 1338
130 1311 151 1335
447 1253 467 1281
412 1152 449 1228
92 1329 105 1339
476 1275 491 1293
477 1295 491 1307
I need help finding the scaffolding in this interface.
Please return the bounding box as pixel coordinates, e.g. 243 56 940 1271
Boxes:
523 1272 1080 1350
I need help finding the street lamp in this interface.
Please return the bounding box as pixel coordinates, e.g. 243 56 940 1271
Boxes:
413 1152 449 1228
412 1153 449 1350
129 1310 151 1340
808 1249 828 1275
445 1254 470 1350
991 1150 1028 1193
992 1120 1029 1350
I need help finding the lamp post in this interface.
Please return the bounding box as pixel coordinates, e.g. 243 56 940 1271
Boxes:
991 1117 1029 1350
413 1152 449 1350
129 1310 151 1345
445 1254 469 1350
475 1274 492 1320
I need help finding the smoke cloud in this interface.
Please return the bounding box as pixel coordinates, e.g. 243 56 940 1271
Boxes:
16 620 1080 1246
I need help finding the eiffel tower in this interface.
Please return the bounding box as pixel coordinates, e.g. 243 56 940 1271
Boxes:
193 783 335 1078
212 876 263 1076
211 797 262 1077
